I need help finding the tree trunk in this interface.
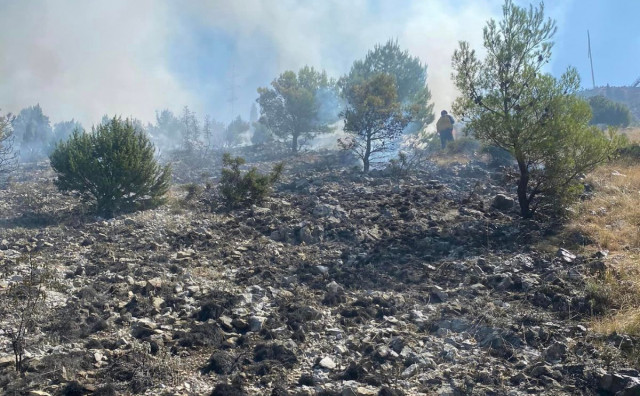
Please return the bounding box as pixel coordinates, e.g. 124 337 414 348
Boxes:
517 159 532 218
291 134 298 154
363 136 371 173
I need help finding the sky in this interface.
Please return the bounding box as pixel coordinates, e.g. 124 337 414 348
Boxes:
0 0 638 128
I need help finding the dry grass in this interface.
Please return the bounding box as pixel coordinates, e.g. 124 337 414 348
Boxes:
567 161 640 335
622 127 640 143
430 154 472 166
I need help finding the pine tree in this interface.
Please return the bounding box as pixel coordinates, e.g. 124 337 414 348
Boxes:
49 117 171 218
452 0 621 217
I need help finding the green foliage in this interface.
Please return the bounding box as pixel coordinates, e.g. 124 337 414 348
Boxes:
340 74 409 173
219 153 283 208
257 66 337 153
49 117 171 218
452 0 621 217
589 95 632 127
615 134 640 160
618 143 640 160
11 104 53 160
0 111 16 179
183 183 204 202
339 39 434 133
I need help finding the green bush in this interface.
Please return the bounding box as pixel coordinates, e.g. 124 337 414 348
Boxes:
616 135 640 160
589 95 632 127
219 153 283 208
49 117 171 218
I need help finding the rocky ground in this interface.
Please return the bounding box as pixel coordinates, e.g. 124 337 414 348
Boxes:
0 152 638 396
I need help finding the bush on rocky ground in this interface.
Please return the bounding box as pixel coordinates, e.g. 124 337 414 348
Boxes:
0 253 53 372
219 153 283 209
49 117 171 218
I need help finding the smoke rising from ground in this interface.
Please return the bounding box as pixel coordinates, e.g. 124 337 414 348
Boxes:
0 0 502 129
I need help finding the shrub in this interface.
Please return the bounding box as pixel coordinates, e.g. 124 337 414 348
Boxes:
219 153 283 208
49 117 171 218
616 137 640 160
445 137 481 155
480 144 514 167
0 253 53 372
182 183 204 202
589 95 632 127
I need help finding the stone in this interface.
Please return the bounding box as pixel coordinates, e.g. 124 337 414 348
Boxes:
597 370 632 394
543 342 567 363
335 344 348 354
556 248 576 263
146 277 163 289
0 355 14 368
176 249 196 259
232 318 249 332
492 194 515 210
152 297 165 309
219 315 234 331
530 364 553 378
618 378 640 396
430 285 448 302
327 281 342 294
402 363 419 378
315 265 329 275
318 356 336 370
510 372 527 384
249 315 267 332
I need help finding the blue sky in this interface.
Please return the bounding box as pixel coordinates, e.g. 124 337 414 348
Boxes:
550 0 640 88
0 0 638 127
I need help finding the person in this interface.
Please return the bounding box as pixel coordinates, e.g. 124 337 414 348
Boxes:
436 110 455 149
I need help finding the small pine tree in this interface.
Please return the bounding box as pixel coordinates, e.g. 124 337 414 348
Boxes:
219 153 283 208
49 117 171 218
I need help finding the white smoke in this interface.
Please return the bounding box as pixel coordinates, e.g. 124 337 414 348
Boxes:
181 0 501 128
0 0 196 127
0 0 505 128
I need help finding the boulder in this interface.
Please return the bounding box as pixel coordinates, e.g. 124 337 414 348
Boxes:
492 194 515 210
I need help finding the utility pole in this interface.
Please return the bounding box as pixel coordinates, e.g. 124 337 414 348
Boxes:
588 30 596 89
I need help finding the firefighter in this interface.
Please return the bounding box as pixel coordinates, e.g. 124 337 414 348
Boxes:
436 110 455 149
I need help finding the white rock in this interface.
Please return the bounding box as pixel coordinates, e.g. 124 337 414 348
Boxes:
319 356 336 370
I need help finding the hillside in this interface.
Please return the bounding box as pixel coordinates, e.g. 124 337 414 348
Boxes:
581 86 640 122
1 152 638 396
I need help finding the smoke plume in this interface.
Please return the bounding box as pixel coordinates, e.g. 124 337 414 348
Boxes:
0 0 504 129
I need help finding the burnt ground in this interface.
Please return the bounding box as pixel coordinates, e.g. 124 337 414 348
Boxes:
0 152 638 396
